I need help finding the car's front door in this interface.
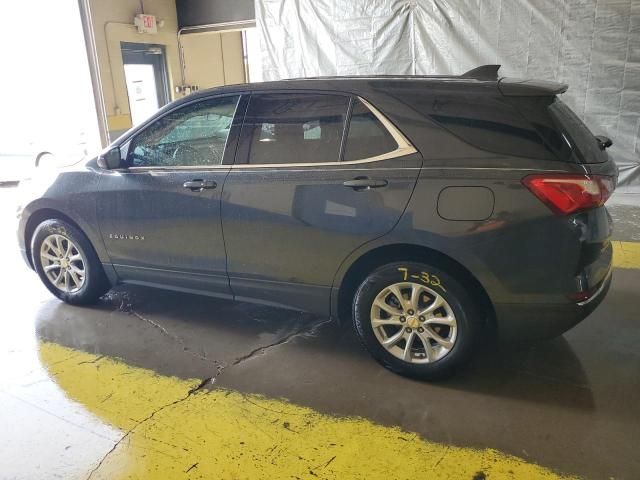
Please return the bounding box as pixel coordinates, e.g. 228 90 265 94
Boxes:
96 94 243 297
221 92 422 313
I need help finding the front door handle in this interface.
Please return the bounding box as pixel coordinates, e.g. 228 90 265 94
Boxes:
343 177 389 191
183 179 217 192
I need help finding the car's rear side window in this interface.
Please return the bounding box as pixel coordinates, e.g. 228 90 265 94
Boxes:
241 93 349 165
343 99 398 161
410 94 558 161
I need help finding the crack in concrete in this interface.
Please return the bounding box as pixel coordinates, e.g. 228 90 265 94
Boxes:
237 393 307 416
188 376 214 394
88 296 334 477
232 318 333 366
111 290 331 386
86 377 212 480
78 355 105 365
99 392 113 404
184 462 198 473
207 318 331 387
433 445 450 468
312 454 336 471
106 292 332 375
105 291 222 369
128 309 219 366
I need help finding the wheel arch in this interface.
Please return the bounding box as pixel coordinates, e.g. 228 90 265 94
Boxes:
24 208 95 269
334 243 496 329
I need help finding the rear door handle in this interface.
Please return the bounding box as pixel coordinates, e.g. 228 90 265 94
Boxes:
183 179 217 191
343 177 388 191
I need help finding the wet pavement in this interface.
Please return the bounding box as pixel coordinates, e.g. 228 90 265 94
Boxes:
1 184 639 479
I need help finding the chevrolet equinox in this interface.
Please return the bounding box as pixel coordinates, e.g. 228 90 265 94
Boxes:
16 65 617 379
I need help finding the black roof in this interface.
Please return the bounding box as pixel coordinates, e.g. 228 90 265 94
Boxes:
179 65 567 106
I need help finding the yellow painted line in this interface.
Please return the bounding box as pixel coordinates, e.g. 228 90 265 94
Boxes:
612 241 640 269
39 341 576 480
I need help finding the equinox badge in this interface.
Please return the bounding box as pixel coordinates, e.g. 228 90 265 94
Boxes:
109 233 145 241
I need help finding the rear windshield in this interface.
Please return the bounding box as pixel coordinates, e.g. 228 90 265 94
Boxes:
548 99 606 164
508 97 606 164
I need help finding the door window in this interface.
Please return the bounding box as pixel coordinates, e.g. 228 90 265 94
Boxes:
128 95 240 167
242 93 349 164
343 99 398 161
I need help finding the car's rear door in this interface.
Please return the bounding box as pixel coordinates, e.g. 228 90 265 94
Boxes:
221 92 422 313
96 94 245 297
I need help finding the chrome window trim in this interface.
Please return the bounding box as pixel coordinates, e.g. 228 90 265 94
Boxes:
124 165 569 173
123 95 417 172
231 96 417 169
127 164 231 172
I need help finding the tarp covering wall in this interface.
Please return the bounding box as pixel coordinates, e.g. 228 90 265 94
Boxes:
256 0 640 191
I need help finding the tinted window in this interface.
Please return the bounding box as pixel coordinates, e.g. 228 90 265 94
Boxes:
242 93 349 164
412 95 557 161
548 99 605 164
128 95 239 167
505 96 573 162
343 100 398 161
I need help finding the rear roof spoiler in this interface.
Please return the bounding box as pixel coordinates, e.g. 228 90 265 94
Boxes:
499 78 569 96
461 65 568 96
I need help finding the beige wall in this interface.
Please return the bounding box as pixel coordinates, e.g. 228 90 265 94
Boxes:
181 31 246 90
88 0 180 136
87 0 246 139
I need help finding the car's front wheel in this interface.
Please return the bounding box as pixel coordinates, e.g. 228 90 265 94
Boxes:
31 219 110 305
353 261 481 380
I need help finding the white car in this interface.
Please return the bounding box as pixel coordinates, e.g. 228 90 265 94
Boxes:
0 137 91 183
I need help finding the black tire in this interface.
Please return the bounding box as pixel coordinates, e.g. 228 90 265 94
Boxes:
31 219 110 305
353 261 481 380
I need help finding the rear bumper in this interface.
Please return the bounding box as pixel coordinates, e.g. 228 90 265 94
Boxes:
494 269 612 341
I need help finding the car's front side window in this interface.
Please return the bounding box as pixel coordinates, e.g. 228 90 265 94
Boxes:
242 93 349 165
128 95 240 168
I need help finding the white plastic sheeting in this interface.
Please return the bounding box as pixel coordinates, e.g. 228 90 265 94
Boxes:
256 0 640 191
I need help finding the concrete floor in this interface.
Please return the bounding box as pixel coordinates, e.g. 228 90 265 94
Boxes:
1 184 639 479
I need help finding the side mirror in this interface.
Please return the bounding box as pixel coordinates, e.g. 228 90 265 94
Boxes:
97 147 123 169
595 135 612 151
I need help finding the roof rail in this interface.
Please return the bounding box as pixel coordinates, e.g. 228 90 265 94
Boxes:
461 65 501 80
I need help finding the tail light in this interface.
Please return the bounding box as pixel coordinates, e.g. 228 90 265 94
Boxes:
522 174 614 215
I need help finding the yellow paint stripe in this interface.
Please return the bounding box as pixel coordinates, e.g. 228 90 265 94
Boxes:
612 241 640 269
39 341 576 480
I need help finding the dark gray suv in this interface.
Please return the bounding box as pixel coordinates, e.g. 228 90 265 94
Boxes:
16 65 617 379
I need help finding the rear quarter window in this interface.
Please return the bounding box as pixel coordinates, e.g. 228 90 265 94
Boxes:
410 94 559 161
343 99 398 161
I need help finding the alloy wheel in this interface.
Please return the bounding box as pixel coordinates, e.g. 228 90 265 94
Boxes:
370 282 457 363
39 234 86 293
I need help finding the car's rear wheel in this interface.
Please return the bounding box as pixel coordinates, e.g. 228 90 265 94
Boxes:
353 261 481 380
31 219 110 305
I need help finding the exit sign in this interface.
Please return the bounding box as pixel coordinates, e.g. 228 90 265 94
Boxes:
134 14 157 34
